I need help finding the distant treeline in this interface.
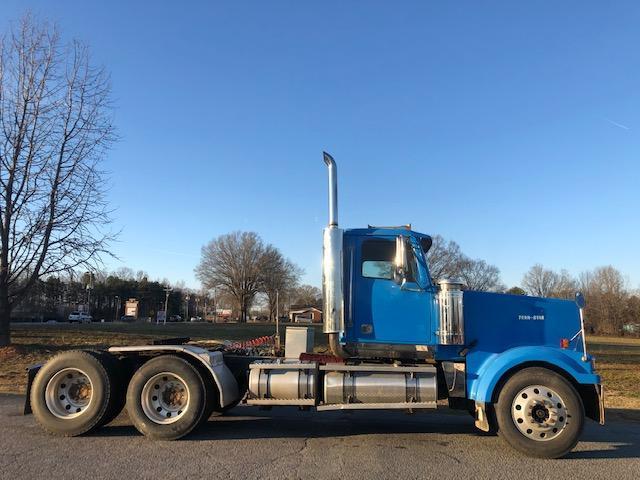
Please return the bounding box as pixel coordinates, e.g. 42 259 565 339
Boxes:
13 269 190 321
516 264 639 336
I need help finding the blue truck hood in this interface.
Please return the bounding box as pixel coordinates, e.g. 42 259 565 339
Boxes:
463 291 583 353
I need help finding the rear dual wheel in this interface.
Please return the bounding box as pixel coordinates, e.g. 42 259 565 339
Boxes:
31 350 123 436
126 355 207 440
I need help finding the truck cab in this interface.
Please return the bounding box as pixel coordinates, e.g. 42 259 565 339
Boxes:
342 227 437 349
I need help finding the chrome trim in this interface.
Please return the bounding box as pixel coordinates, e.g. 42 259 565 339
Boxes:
323 227 344 335
511 385 568 441
317 402 436 411
597 384 605 425
437 280 465 345
323 152 338 227
45 368 93 419
319 364 437 373
322 152 345 340
321 364 437 409
578 306 588 361
140 372 190 425
367 224 412 230
247 360 317 406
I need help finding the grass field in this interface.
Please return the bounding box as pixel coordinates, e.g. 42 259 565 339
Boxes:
1 323 638 412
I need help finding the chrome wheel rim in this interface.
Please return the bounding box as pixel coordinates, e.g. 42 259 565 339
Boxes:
141 372 190 424
511 385 568 441
45 368 93 419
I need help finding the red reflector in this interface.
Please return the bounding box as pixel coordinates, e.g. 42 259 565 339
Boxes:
560 338 569 349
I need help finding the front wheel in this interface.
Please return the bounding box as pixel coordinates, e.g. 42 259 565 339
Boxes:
495 367 584 458
126 355 206 440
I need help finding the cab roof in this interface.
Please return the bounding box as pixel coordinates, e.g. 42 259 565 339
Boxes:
345 226 433 245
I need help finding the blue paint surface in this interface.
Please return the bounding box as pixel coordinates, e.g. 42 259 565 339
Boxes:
343 229 436 345
342 227 599 398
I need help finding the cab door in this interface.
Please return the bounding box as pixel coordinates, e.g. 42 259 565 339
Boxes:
347 235 432 345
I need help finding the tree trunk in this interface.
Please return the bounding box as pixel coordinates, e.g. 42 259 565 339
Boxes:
239 297 247 323
0 289 11 346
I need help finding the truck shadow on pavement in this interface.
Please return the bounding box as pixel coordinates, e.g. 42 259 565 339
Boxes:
93 406 640 460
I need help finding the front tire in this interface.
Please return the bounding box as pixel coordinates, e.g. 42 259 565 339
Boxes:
495 367 584 458
126 355 206 440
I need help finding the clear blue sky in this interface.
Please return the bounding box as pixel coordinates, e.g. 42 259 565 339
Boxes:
3 1 639 290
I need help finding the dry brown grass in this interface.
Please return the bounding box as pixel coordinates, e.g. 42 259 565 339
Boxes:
587 335 640 411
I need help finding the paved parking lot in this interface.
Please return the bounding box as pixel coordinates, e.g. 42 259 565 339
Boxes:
0 394 638 479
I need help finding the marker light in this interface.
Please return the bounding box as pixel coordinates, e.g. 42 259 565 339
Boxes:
560 338 569 349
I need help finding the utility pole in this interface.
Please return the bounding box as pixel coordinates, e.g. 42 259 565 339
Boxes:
86 272 94 317
163 287 172 325
275 290 281 353
213 287 217 323
114 296 119 322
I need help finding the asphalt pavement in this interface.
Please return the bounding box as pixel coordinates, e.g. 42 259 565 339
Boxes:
0 394 638 480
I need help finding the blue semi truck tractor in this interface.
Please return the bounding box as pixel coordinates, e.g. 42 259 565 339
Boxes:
25 153 604 458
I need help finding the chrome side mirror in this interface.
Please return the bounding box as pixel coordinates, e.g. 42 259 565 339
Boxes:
575 292 586 309
393 235 410 285
394 235 425 292
394 236 408 284
575 291 588 361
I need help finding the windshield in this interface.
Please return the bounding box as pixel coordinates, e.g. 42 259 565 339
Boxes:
418 237 434 286
420 237 432 255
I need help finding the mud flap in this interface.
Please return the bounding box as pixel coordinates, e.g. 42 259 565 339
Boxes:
474 402 490 432
23 364 42 415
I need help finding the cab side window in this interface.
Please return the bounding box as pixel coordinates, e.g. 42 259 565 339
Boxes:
361 238 417 282
361 239 394 279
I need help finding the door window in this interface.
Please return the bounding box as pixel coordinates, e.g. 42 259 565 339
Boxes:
361 238 418 282
361 239 394 279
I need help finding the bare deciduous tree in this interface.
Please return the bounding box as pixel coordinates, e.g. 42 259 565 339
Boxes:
260 245 302 321
290 284 322 307
458 258 504 292
520 264 637 335
426 235 464 281
522 264 559 297
426 234 503 291
195 231 266 322
522 264 576 299
579 266 628 335
0 16 116 345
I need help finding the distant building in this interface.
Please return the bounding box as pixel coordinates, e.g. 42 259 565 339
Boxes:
206 309 233 322
125 298 139 319
288 305 322 323
623 323 640 335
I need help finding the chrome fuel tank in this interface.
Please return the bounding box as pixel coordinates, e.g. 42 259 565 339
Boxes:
321 364 437 409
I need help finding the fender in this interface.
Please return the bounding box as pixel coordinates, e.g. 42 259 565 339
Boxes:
466 346 600 404
109 345 239 408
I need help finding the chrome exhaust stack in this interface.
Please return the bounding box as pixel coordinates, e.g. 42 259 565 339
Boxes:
321 153 345 355
324 152 339 227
